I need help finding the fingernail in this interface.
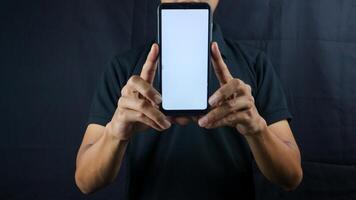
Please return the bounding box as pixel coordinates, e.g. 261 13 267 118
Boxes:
199 117 208 127
209 96 217 106
163 119 171 128
212 42 217 49
212 43 217 52
154 94 162 104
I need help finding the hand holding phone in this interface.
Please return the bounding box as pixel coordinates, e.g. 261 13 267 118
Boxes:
112 44 171 139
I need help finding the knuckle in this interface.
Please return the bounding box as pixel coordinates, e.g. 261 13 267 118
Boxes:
245 109 253 118
129 75 140 83
117 97 124 107
209 114 216 122
226 114 234 123
226 100 235 109
247 100 254 109
152 114 163 124
141 86 151 95
242 86 249 95
157 116 166 125
223 119 230 125
117 108 125 118
246 84 252 93
232 78 240 86
137 100 148 110
229 114 236 121
249 96 255 104
120 87 127 96
137 112 145 119
128 76 134 83
243 114 250 122
216 90 225 99
116 108 122 115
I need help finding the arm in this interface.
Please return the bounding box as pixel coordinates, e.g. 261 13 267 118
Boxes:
198 42 302 190
75 44 171 194
245 120 302 190
75 123 128 194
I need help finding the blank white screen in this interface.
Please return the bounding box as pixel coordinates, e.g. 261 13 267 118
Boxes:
161 9 209 110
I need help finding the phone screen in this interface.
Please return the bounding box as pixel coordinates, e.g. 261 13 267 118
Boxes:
161 8 210 111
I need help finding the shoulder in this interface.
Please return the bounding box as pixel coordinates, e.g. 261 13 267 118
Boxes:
224 38 277 77
223 38 281 97
224 38 267 69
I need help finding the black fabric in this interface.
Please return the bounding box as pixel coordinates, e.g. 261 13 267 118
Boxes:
87 24 291 200
1 0 356 199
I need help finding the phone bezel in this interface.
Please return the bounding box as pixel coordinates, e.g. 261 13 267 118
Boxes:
157 3 212 116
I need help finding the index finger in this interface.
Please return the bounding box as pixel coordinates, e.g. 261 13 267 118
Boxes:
211 42 233 85
140 43 159 84
208 79 245 106
126 75 162 104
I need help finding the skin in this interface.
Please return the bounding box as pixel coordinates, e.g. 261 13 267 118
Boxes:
75 0 303 194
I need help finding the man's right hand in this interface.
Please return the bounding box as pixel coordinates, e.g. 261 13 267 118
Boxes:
107 43 171 140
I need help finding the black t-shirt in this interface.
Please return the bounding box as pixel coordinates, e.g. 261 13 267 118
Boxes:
87 24 292 200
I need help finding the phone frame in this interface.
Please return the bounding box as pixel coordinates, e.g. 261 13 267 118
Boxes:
157 2 212 116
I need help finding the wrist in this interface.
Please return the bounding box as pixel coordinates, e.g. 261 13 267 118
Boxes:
105 120 132 142
239 116 268 139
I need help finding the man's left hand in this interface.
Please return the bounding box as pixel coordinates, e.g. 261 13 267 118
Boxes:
198 42 267 136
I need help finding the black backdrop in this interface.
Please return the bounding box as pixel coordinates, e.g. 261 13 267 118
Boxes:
1 0 356 199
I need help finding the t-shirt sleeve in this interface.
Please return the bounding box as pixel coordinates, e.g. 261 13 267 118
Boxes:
254 51 292 125
87 56 126 126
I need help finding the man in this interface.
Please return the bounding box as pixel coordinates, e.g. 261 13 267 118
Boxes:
75 0 303 199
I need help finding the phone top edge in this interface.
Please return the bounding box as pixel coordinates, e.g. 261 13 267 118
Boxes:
158 2 211 10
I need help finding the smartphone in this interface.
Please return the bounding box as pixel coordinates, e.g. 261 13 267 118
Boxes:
158 3 212 116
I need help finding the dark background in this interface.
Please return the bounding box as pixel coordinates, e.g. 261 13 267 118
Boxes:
1 0 356 199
